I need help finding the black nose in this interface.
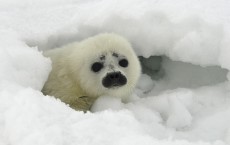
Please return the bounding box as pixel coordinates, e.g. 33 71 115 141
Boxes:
109 72 120 80
102 72 127 88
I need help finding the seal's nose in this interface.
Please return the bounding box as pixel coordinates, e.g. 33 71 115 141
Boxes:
102 72 127 88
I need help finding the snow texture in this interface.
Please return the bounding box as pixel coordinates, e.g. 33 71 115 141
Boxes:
1 0 230 145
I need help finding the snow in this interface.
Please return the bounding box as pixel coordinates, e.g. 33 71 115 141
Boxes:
1 0 230 145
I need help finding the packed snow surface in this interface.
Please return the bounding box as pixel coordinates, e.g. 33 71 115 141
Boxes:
1 0 230 145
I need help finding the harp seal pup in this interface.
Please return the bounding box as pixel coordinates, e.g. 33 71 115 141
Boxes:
42 33 141 111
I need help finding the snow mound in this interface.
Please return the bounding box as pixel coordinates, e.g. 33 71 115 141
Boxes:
1 0 230 145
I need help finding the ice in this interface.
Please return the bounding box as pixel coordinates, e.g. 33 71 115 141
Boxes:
1 0 230 145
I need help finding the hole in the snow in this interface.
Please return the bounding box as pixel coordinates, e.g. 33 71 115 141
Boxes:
139 56 228 95
26 29 228 97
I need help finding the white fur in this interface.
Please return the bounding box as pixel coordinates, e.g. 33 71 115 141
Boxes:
42 33 141 111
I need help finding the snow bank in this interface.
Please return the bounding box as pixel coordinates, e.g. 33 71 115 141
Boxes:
0 30 50 91
1 0 230 145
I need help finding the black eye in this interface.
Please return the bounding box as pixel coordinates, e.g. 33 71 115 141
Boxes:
119 59 128 67
91 62 103 72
